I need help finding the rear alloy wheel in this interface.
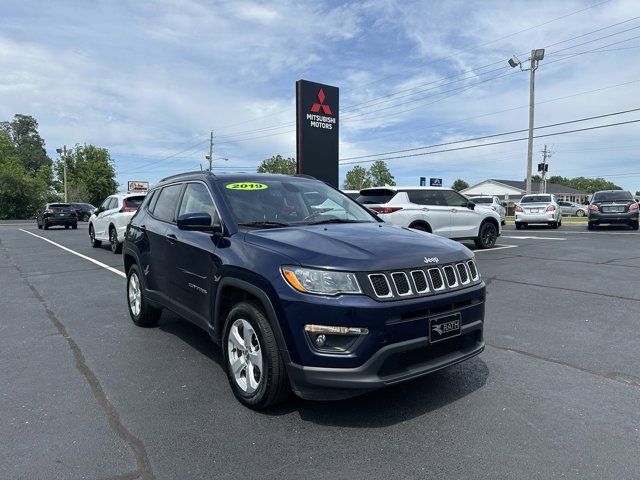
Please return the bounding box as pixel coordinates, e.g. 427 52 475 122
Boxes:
89 224 101 248
127 264 161 327
474 221 498 249
576 210 585 217
109 227 122 254
223 301 290 409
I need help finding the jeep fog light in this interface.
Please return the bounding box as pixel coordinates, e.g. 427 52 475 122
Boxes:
304 324 369 353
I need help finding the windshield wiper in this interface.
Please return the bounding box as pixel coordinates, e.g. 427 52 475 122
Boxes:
238 221 290 228
307 218 367 225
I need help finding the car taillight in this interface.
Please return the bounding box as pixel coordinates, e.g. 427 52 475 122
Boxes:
588 204 599 211
371 207 402 214
630 203 639 211
546 205 556 212
515 206 523 213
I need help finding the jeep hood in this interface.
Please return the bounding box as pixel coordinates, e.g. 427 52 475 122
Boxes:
244 223 472 271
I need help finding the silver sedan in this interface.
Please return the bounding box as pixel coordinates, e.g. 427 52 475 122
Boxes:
558 201 587 217
515 194 563 229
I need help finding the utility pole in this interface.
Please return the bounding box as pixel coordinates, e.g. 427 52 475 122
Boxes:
538 144 552 193
56 145 70 202
206 130 214 171
508 49 545 194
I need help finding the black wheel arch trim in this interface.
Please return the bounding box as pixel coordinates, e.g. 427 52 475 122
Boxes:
478 217 500 237
213 277 291 365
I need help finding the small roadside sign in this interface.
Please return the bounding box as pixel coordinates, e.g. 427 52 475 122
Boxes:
430 178 442 187
128 181 149 192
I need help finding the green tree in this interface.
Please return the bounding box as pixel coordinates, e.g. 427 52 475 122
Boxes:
0 114 52 175
256 155 296 175
368 160 395 187
54 144 117 206
0 132 51 219
451 179 469 191
343 166 371 190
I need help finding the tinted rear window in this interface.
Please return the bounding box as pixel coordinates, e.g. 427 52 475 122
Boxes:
49 204 72 211
592 191 632 202
469 197 492 204
124 196 145 209
521 195 552 203
357 189 397 204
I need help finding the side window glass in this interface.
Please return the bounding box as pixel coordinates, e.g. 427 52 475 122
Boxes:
111 198 119 210
153 184 183 223
101 198 111 210
178 183 219 224
441 190 468 207
407 190 446 206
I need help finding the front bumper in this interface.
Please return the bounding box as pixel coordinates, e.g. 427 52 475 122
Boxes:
277 281 486 400
589 211 638 224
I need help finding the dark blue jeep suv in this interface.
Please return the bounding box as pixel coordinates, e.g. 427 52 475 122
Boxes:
123 171 485 409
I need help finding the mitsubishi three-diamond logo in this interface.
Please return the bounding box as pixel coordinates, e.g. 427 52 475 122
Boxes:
311 88 332 115
306 88 335 130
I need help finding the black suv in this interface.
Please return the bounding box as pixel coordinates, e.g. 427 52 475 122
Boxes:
36 203 78 230
123 172 485 409
588 190 639 230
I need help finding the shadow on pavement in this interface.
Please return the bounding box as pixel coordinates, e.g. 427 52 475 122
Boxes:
159 312 490 428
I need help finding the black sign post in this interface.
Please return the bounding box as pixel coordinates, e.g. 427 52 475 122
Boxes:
296 79 339 187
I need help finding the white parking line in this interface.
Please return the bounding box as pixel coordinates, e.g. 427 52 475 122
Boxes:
474 244 518 252
20 229 125 278
502 235 566 241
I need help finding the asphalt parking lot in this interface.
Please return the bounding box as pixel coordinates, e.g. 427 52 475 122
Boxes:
1 221 639 480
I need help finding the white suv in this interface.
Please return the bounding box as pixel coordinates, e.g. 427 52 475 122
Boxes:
467 196 506 225
357 187 502 249
89 193 146 253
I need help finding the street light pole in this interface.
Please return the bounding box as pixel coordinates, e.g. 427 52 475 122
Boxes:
56 145 70 203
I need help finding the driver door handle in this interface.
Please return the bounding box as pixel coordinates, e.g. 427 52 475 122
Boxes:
451 208 457 213
166 233 177 244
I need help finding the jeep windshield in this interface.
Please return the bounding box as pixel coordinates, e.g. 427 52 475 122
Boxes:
220 178 376 228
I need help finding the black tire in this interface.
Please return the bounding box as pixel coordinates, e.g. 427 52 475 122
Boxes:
515 223 522 230
37 222 42 230
82 214 90 222
587 222 595 231
89 224 101 248
501 220 506 226
630 221 639 231
549 221 558 229
43 221 49 230
474 221 498 249
223 301 290 409
65 225 69 229
109 226 122 254
126 264 161 327
72 223 77 230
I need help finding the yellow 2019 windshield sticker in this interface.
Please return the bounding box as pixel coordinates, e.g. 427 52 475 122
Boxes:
225 182 268 191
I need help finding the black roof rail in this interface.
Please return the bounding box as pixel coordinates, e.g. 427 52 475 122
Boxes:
159 170 216 183
293 173 317 180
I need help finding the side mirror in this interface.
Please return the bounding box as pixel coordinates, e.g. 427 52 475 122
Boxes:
177 212 220 233
467 201 475 210
94 207 103 215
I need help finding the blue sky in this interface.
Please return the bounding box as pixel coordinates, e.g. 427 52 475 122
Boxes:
1 0 639 191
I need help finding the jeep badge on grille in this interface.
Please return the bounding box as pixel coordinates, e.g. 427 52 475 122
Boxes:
424 257 439 264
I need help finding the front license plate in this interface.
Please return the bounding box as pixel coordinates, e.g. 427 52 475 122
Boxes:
429 313 461 343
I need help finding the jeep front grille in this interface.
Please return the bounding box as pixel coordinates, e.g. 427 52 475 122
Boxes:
366 261 481 300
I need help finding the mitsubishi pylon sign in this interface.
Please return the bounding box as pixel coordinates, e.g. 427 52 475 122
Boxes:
296 79 339 187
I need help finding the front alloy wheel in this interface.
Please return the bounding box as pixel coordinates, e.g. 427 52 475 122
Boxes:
227 319 263 394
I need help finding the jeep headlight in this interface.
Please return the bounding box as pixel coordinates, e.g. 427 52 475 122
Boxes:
281 266 361 295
